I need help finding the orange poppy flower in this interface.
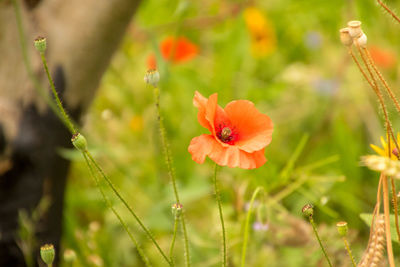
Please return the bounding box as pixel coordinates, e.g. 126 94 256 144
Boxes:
369 45 396 69
146 36 198 69
188 91 273 169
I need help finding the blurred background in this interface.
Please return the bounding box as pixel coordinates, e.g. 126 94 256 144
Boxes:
5 0 400 266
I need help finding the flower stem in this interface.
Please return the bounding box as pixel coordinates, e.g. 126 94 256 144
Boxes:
84 150 172 266
12 0 71 130
82 153 151 267
377 0 400 24
213 164 227 267
169 216 179 266
308 216 332 267
39 52 77 134
241 187 263 267
153 86 190 266
342 237 356 267
382 174 395 267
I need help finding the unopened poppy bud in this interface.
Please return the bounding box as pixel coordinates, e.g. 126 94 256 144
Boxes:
144 69 160 87
302 204 314 217
347 20 362 38
71 133 87 152
356 32 367 48
257 203 268 224
171 203 183 218
336 221 348 237
339 28 353 47
40 244 55 265
34 36 47 53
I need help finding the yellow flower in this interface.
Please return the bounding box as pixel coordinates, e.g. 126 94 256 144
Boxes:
243 7 276 58
370 133 400 160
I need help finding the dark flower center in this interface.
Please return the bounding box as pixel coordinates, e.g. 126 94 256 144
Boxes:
216 125 237 144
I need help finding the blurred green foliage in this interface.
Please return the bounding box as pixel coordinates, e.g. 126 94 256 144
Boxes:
56 0 400 266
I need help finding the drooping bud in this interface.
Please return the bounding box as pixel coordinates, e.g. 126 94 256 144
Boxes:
40 244 55 265
34 36 47 53
336 221 348 237
393 148 399 158
347 20 362 38
171 203 183 218
71 133 87 152
144 69 160 87
339 28 353 47
302 204 314 217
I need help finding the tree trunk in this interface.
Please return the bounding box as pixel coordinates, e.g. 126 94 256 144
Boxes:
0 0 140 265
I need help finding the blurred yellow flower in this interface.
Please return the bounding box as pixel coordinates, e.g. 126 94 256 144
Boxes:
243 7 276 58
129 115 143 132
370 133 400 160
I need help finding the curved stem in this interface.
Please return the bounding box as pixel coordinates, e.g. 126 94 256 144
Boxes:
240 187 263 267
39 52 76 134
169 217 179 266
213 164 227 267
84 151 172 266
153 86 190 266
390 177 400 242
82 153 151 266
309 217 332 267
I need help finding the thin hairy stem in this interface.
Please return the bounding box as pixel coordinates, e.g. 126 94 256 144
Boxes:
82 153 151 267
382 174 395 267
169 217 179 266
84 151 172 266
241 187 263 267
342 237 356 267
377 0 400 24
153 86 190 266
308 217 333 267
213 164 227 267
12 0 71 129
39 53 76 134
364 47 400 113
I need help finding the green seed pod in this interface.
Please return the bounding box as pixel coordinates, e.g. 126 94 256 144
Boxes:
40 244 55 265
171 203 183 218
336 221 348 237
302 204 314 218
34 36 47 53
71 133 87 152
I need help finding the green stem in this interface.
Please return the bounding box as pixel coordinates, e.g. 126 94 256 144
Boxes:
213 164 227 267
309 217 332 267
84 150 172 266
342 237 356 267
82 153 151 266
39 52 76 134
153 86 190 266
12 0 69 128
241 187 263 267
169 216 179 266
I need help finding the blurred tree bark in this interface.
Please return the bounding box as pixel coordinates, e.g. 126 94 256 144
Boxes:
0 0 141 265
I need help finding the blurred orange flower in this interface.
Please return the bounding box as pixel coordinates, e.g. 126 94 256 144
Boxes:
188 91 273 169
147 36 198 69
243 7 276 58
369 45 396 69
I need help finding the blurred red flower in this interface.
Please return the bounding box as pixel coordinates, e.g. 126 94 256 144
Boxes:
369 45 396 69
188 91 273 169
147 36 198 69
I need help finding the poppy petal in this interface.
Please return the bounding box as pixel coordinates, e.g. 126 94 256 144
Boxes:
224 100 273 153
188 134 215 164
193 91 212 131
